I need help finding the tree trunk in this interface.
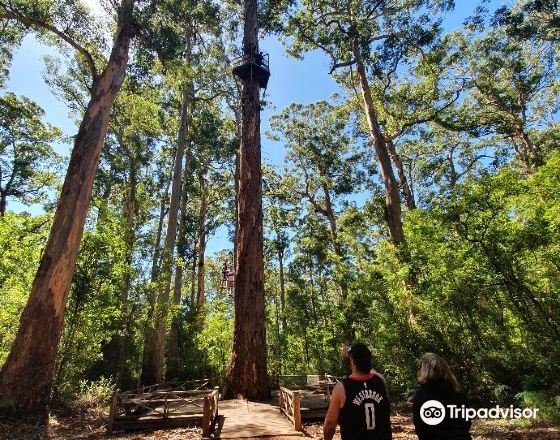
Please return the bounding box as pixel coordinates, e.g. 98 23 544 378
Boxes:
190 253 197 305
142 82 190 385
165 23 193 379
113 149 137 385
166 139 192 380
196 172 207 309
141 180 168 386
277 243 287 332
151 182 169 281
386 138 416 210
0 190 6 216
233 108 241 269
320 182 348 299
307 251 318 325
517 129 542 172
223 0 269 400
352 44 405 244
0 7 133 420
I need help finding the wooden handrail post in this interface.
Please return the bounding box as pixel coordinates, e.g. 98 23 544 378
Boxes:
293 391 302 431
107 391 119 434
202 395 211 437
214 385 220 416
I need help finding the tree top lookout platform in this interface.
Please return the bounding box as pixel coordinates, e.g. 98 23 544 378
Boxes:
232 51 270 89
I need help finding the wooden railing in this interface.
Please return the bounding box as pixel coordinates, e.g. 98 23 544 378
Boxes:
107 385 219 435
118 379 211 397
279 386 302 431
202 387 219 437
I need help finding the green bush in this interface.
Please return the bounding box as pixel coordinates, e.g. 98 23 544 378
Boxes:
494 384 516 406
73 377 115 413
515 390 560 423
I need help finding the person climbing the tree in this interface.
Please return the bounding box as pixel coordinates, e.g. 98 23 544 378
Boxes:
412 353 471 440
323 343 392 440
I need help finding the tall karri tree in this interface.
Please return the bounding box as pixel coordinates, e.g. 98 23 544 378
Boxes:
223 0 271 399
0 0 181 419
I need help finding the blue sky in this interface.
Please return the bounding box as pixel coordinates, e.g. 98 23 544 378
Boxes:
3 1 505 254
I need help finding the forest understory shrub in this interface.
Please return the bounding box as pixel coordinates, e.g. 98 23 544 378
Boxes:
57 377 116 418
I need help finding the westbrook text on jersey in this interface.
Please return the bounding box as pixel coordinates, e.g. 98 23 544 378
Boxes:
352 389 384 406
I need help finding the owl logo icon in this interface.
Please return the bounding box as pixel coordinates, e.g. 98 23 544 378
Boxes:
420 400 446 425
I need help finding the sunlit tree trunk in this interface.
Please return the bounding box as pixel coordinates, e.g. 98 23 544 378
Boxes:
352 43 405 244
142 82 190 384
223 0 269 400
0 3 134 419
166 142 192 380
196 172 207 309
165 24 193 380
387 137 416 210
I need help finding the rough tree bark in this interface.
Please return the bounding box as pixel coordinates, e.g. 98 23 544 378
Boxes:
229 105 241 270
222 0 269 400
0 1 134 420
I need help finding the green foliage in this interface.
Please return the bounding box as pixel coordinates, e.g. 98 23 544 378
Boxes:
0 92 61 213
52 207 133 399
197 297 233 380
494 384 516 406
263 151 560 402
0 213 50 364
515 390 560 423
73 377 115 410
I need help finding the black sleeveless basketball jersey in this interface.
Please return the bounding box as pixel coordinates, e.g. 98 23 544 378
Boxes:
339 374 392 440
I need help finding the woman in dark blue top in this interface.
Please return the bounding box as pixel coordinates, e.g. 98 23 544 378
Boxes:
412 353 472 440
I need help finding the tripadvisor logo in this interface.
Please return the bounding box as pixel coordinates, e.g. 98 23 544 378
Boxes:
420 400 540 425
420 400 446 425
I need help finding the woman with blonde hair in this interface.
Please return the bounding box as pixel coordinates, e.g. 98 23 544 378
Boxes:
412 353 471 440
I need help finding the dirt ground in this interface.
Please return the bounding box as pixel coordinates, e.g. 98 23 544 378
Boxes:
1 408 559 440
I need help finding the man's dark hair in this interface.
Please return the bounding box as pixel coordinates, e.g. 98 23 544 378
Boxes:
348 343 372 373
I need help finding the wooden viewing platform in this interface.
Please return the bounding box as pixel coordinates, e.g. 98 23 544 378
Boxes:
107 381 219 436
107 376 337 438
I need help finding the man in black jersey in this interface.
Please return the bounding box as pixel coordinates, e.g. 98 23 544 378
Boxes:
323 343 392 440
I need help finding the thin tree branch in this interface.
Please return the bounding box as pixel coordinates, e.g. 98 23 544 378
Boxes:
0 4 98 78
329 59 356 74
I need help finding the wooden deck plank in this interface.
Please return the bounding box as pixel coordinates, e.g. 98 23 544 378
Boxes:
215 399 304 438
